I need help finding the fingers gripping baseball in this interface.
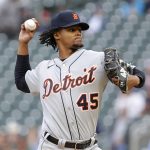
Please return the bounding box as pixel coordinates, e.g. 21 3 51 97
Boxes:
19 18 39 43
104 48 128 93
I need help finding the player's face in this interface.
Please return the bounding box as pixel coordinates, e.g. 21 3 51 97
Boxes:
56 25 84 51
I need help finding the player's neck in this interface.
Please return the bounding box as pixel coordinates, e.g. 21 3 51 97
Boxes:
58 48 76 60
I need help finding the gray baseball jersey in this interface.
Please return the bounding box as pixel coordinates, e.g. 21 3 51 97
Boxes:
25 49 108 141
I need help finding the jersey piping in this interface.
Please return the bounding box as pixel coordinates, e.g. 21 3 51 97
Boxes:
68 50 85 140
54 61 73 140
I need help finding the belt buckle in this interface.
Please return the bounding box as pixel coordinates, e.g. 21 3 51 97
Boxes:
75 141 88 149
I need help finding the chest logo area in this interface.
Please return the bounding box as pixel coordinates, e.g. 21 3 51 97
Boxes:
42 66 97 99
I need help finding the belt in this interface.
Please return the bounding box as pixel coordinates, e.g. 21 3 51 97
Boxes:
44 132 97 149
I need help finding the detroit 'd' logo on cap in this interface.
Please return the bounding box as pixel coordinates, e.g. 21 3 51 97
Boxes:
72 13 79 20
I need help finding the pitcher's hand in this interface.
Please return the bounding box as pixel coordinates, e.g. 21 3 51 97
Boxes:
19 18 39 44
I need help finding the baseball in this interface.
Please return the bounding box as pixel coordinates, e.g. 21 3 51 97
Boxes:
24 19 36 31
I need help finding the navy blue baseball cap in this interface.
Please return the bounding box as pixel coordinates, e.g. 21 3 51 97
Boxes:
49 10 89 32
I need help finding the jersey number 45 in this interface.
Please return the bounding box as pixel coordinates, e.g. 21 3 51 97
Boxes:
76 93 99 111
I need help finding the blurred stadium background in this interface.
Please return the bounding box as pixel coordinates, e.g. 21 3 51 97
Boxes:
0 0 150 150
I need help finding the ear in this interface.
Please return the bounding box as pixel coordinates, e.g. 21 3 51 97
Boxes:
53 32 60 40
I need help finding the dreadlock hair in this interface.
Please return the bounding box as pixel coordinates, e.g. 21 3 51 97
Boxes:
39 30 58 51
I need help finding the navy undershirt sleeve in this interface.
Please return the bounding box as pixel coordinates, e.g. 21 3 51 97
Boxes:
133 68 145 88
15 55 31 93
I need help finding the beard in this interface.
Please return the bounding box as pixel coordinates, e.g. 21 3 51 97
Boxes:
70 43 84 52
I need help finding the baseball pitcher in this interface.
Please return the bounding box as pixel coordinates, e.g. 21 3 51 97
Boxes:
15 10 145 150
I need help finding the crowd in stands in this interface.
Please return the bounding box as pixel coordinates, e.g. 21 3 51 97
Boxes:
0 122 39 150
0 0 150 39
0 0 150 150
